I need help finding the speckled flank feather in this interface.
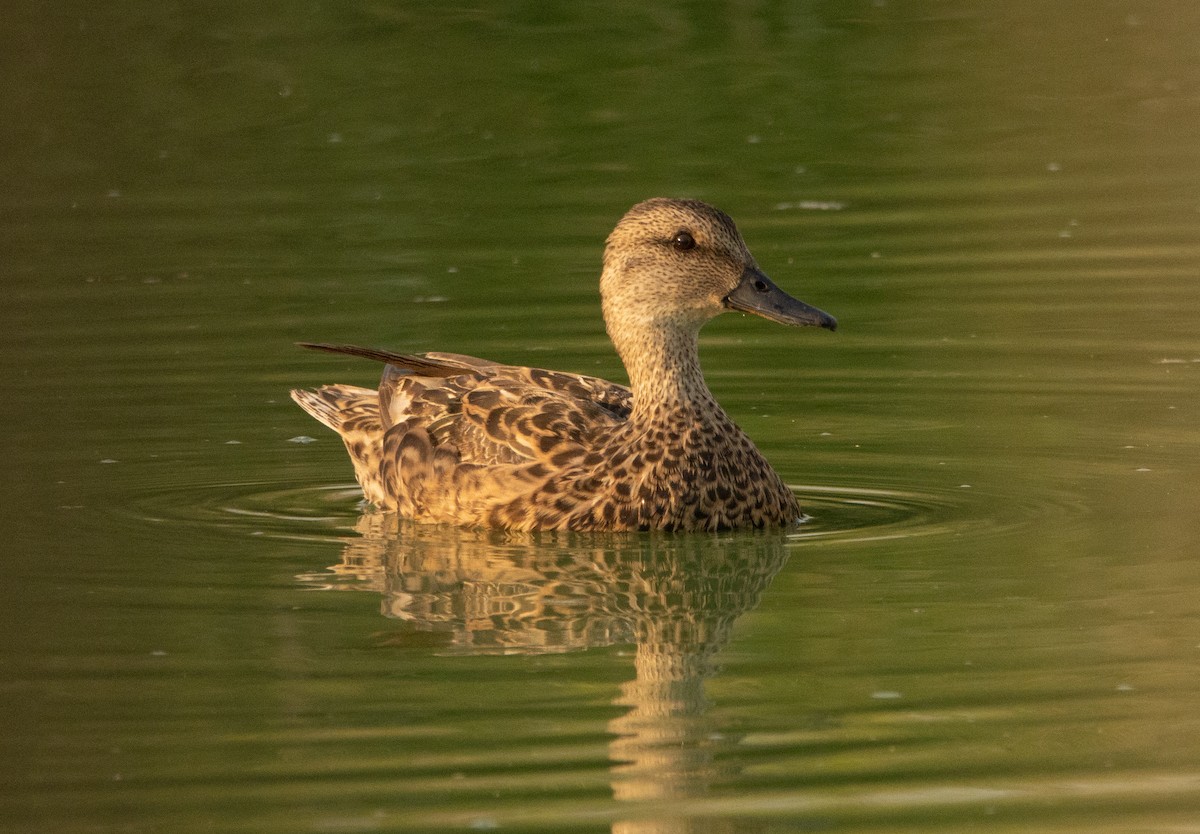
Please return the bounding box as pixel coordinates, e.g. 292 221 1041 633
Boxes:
291 198 836 531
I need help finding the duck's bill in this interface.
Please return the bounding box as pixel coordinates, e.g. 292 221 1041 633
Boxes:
724 266 838 331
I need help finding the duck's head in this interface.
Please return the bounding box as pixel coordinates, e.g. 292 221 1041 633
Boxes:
600 198 837 337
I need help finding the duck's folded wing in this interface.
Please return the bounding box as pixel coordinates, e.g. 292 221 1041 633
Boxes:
297 343 490 431
297 342 490 376
297 342 633 469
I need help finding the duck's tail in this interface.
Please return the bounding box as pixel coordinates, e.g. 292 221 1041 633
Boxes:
290 385 392 507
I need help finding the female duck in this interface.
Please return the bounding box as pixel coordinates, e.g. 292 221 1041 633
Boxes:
292 198 836 531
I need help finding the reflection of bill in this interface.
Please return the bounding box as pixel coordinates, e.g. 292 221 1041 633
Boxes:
306 515 792 831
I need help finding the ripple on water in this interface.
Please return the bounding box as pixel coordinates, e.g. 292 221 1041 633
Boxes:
122 480 999 548
791 475 1099 548
788 484 978 545
122 481 364 542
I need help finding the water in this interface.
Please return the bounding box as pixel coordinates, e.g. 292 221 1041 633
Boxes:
4 1 1200 831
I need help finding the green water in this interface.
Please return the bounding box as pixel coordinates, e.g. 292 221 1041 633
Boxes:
4 2 1200 831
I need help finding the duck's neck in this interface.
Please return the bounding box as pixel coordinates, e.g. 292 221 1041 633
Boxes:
608 318 719 420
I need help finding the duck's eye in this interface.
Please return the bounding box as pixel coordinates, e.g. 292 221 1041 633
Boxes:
671 230 696 252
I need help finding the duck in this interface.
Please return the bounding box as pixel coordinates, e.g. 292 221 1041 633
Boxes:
291 198 836 532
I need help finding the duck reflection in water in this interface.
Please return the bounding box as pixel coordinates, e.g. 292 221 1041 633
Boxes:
309 515 793 833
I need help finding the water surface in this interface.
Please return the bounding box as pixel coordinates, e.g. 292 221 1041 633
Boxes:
4 2 1200 832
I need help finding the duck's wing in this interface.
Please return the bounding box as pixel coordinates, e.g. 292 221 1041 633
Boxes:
297 343 506 456
297 342 488 376
297 343 632 468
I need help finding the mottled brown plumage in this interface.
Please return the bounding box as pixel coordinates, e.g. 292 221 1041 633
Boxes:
291 198 836 531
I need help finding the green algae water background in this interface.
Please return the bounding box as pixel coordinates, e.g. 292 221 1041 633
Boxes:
3 2 1200 831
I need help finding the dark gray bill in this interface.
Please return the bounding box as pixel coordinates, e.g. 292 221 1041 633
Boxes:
724 266 837 330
